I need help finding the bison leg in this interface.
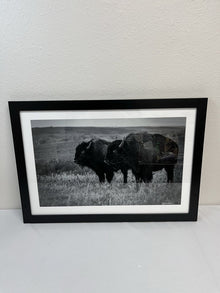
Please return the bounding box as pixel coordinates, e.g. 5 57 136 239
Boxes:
106 171 114 183
97 172 105 183
134 174 142 183
121 169 128 183
165 165 174 183
134 174 141 191
141 166 153 183
132 167 142 183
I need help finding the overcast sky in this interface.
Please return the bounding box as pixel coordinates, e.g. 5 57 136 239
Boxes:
31 117 186 128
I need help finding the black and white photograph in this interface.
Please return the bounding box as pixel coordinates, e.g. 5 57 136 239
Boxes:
31 117 185 208
9 98 207 222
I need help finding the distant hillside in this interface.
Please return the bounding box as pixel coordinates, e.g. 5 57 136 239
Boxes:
32 126 185 136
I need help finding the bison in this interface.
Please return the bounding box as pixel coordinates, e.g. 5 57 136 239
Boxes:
105 140 129 183
106 132 178 183
74 139 114 183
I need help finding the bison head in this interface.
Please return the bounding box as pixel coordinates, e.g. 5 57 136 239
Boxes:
105 140 121 171
105 139 129 171
112 132 158 168
74 140 93 167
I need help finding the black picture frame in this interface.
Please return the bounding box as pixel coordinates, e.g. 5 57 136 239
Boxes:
9 98 207 223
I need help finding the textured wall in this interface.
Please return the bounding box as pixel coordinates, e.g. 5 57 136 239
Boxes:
0 0 220 208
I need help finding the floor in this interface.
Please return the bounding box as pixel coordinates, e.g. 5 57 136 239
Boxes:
0 206 220 293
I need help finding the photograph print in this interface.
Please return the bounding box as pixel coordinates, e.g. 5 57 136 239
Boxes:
31 116 186 209
9 98 208 222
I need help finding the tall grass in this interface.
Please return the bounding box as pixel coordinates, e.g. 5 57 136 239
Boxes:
38 170 182 207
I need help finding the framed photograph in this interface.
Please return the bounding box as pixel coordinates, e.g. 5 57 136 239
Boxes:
9 98 207 223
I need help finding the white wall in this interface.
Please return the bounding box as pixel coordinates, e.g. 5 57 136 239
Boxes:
0 0 220 208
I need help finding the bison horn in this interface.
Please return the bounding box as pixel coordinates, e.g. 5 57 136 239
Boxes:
118 139 125 148
86 140 93 150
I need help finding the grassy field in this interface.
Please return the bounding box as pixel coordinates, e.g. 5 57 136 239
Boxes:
32 126 185 207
